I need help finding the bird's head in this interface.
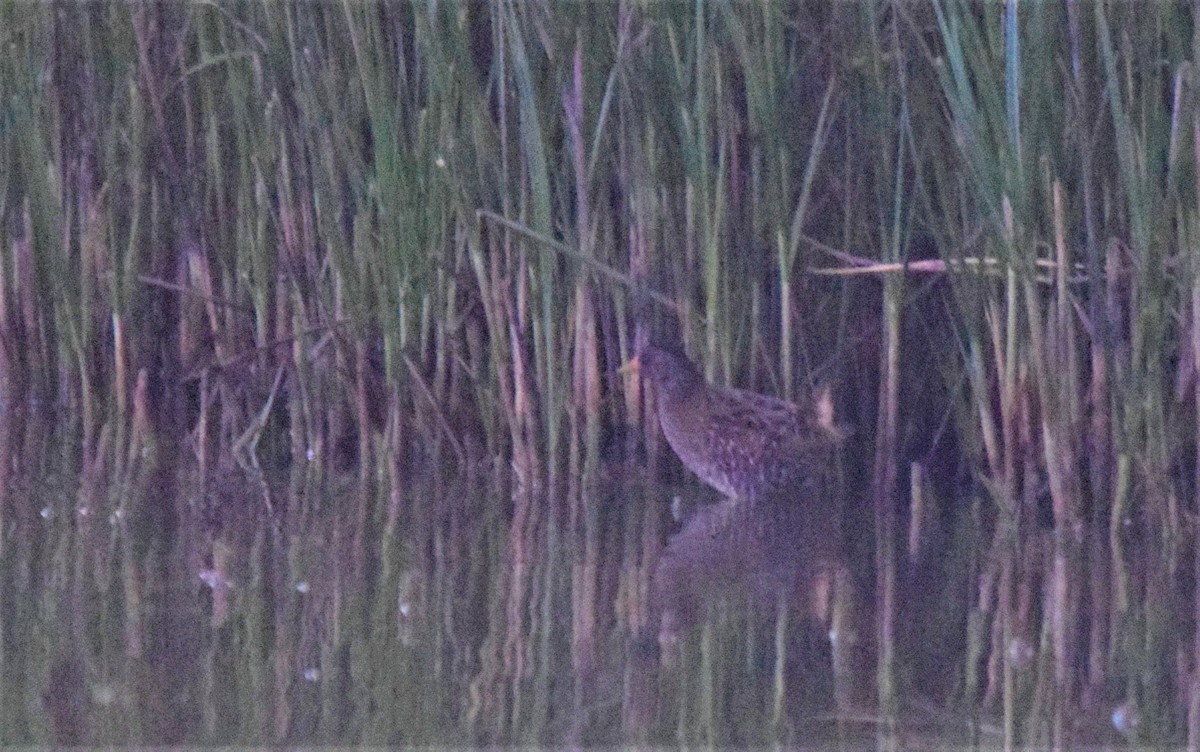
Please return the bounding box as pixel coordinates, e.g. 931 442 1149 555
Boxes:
623 345 704 401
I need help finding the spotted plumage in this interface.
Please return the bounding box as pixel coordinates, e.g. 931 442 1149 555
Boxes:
635 346 845 501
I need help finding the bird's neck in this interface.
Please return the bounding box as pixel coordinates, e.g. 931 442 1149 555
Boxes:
657 368 705 411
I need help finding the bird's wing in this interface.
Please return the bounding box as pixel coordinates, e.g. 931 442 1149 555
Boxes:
717 388 846 445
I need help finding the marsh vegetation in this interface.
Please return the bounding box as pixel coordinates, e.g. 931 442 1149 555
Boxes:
1 1 1198 747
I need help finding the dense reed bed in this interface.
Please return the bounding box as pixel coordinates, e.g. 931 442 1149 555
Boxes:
4 0 1200 746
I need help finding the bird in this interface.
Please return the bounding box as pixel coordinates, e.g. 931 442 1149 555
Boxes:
626 345 847 501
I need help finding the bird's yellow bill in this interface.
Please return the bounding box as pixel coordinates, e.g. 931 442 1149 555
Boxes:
617 356 641 375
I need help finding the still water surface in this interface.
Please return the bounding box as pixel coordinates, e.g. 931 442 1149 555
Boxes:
0 436 1010 747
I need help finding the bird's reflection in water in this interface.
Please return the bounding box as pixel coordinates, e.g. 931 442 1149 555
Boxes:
627 489 864 735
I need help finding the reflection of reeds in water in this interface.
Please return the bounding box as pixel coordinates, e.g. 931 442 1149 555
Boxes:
43 654 88 746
